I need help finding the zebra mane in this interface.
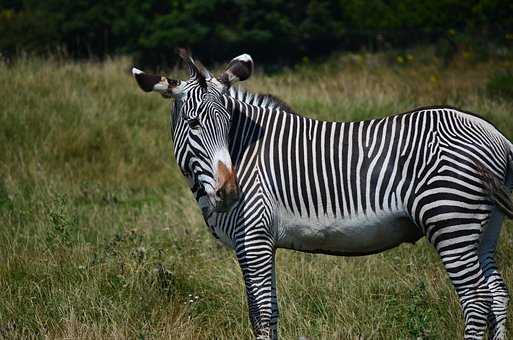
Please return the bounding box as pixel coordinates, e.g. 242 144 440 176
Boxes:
228 86 295 113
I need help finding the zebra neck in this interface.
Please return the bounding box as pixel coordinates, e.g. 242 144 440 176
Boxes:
226 95 343 164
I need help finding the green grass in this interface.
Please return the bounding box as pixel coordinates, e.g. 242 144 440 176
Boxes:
1 49 513 339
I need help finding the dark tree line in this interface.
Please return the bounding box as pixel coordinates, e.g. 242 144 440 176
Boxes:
1 0 512 66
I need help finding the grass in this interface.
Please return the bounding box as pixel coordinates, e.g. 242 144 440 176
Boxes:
1 48 513 339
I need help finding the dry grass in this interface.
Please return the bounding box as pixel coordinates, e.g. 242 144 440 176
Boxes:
1 48 513 339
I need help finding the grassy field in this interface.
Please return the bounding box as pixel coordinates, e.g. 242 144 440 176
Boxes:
1 49 513 339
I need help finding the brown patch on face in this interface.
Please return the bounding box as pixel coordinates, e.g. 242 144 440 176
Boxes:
217 161 238 196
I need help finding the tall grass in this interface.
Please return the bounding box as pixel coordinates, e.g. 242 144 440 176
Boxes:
1 49 513 339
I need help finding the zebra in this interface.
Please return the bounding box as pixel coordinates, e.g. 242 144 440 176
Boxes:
132 49 513 340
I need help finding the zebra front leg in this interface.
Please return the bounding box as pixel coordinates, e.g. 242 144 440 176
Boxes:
236 241 277 340
270 255 279 339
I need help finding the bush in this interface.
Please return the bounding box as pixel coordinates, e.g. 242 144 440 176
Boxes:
1 0 512 67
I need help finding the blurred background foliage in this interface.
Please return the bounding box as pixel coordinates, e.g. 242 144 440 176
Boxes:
1 0 512 67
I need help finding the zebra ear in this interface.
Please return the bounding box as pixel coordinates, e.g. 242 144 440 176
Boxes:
132 67 181 98
218 54 253 87
177 48 209 87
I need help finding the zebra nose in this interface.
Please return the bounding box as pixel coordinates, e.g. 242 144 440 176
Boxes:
216 161 239 206
218 182 240 203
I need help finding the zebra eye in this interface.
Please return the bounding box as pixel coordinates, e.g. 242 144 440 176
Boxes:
188 118 201 130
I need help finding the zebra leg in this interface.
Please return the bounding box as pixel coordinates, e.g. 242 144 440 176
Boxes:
479 208 509 340
236 240 276 340
270 255 279 339
426 219 492 339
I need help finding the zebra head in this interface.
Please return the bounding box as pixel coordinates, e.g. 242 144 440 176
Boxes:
132 49 253 215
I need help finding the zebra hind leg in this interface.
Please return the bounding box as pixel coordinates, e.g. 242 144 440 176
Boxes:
479 207 509 340
426 215 493 339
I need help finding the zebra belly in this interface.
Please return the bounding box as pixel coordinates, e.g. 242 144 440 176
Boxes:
275 211 422 256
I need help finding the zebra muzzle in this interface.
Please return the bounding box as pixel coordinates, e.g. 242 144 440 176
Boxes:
216 161 240 211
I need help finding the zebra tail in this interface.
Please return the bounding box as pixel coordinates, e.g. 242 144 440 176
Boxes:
478 149 513 219
488 181 513 219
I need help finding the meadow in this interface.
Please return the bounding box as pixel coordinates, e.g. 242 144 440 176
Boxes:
1 49 513 339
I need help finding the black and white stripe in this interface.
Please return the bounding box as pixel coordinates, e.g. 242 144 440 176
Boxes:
206 87 512 339
134 53 513 340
